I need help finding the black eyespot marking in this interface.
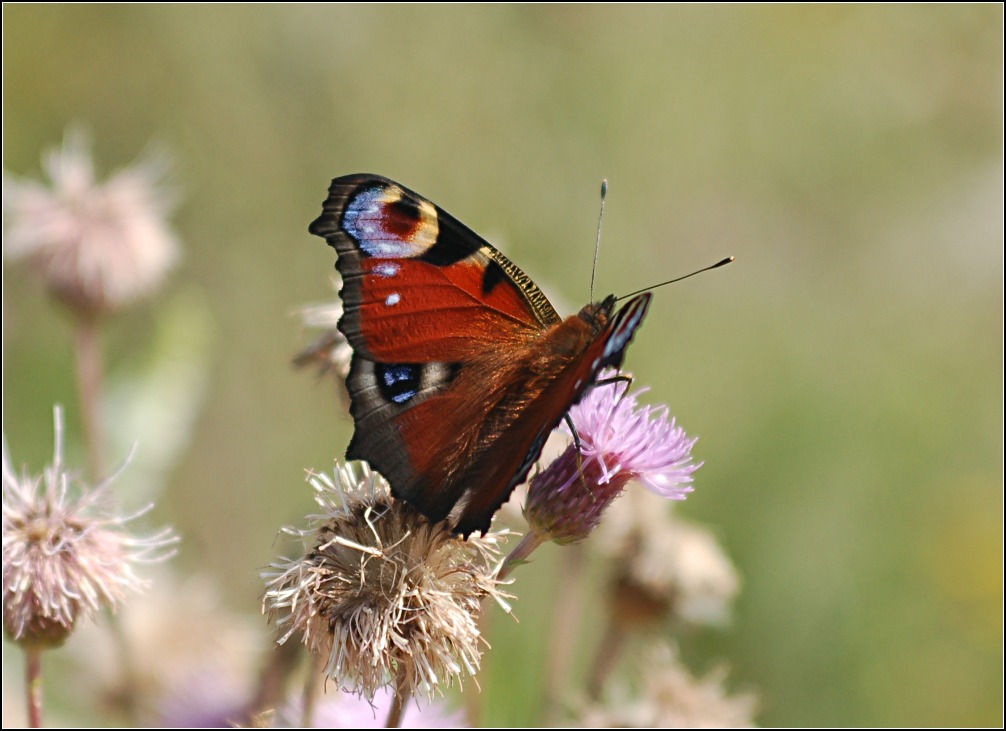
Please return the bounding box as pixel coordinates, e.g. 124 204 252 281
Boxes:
417 210 482 267
376 362 421 405
482 260 507 295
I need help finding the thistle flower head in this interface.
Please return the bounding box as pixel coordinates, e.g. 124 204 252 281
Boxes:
2 406 178 648
2 127 179 316
524 377 700 544
262 462 510 702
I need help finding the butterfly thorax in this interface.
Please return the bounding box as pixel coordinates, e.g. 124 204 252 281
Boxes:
576 295 617 335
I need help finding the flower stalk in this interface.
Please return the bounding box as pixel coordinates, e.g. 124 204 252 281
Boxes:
25 645 43 728
541 543 589 724
73 315 106 482
585 605 629 700
498 529 546 581
385 663 411 728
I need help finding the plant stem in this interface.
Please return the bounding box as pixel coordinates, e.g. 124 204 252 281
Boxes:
585 610 626 699
498 530 546 580
104 609 145 720
385 664 411 728
300 652 323 727
244 640 303 724
541 542 588 723
465 610 490 727
73 316 105 482
25 646 43 728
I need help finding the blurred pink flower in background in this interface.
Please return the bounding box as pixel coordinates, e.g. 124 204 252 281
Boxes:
2 127 179 315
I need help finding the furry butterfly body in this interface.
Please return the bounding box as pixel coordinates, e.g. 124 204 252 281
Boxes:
309 174 649 536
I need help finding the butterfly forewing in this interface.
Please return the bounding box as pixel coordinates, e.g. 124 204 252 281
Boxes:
309 174 560 359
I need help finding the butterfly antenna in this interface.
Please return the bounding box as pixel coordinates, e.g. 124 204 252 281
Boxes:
590 179 607 303
616 256 735 301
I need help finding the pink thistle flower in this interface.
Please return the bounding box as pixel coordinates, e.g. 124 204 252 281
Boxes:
524 377 700 545
2 406 178 648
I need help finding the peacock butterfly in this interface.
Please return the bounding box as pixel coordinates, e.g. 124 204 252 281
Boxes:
309 174 650 537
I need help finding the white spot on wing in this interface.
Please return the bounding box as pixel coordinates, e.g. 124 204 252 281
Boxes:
385 293 401 306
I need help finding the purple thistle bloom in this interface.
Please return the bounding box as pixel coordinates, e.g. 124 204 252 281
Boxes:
524 377 700 545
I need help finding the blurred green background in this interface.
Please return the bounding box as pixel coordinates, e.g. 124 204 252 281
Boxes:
3 5 1002 727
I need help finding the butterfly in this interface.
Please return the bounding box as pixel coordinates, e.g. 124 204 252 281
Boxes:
309 174 650 537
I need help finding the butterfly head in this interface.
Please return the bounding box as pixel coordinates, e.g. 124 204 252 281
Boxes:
577 292 652 373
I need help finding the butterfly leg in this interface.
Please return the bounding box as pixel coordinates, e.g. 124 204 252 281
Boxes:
564 413 596 500
595 373 636 414
564 412 583 454
593 373 633 394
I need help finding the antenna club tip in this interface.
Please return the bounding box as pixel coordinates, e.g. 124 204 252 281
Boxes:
600 179 608 197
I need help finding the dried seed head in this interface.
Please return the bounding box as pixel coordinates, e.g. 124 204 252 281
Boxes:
293 275 352 382
263 462 511 701
573 642 758 728
599 490 740 627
